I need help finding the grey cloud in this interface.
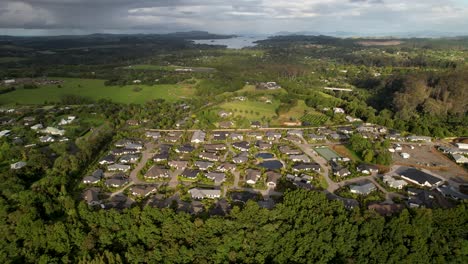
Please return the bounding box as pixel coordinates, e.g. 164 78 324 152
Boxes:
0 0 466 35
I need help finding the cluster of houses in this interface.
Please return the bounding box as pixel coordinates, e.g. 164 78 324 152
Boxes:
438 143 468 164
81 139 144 188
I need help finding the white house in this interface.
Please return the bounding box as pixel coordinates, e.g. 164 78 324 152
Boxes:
11 161 27 170
189 188 221 199
333 107 345 114
401 153 410 159
383 175 408 189
455 143 468 150
452 154 468 164
59 116 76 125
191 130 206 144
31 124 43 130
42 127 65 136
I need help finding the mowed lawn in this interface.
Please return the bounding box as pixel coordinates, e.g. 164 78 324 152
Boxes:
277 100 325 122
0 78 194 104
218 100 280 120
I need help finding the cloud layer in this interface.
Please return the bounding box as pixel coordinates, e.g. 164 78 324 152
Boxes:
0 0 466 35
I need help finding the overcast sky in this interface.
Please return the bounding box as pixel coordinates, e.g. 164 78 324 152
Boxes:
0 0 467 36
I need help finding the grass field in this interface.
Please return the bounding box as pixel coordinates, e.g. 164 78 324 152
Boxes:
218 99 280 120
123 65 177 71
0 57 28 63
278 100 327 125
314 147 341 161
0 78 195 105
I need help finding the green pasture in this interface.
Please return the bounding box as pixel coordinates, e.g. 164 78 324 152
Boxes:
0 78 194 105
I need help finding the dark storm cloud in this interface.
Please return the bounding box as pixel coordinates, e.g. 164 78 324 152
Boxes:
0 0 467 34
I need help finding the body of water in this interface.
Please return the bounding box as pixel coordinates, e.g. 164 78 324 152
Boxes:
258 160 283 170
192 36 266 49
256 153 274 159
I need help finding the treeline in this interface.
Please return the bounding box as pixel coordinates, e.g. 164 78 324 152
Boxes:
0 189 466 263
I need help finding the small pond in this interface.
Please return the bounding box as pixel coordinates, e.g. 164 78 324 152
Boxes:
258 160 283 170
256 153 274 159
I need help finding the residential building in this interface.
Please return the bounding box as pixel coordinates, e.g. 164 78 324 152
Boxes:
83 189 100 206
39 135 55 143
145 166 170 179
105 175 129 188
204 144 226 152
357 164 379 175
266 171 281 188
130 185 157 197
383 175 407 189
349 182 376 195
145 131 161 140
99 154 115 165
168 160 189 170
194 161 214 171
452 154 468 164
232 152 248 164
31 124 43 130
232 141 250 151
175 144 195 154
406 135 432 143
455 143 468 150
246 169 262 185
289 154 310 163
191 130 206 144
153 152 169 162
399 168 443 188
230 133 244 141
181 169 200 179
217 163 236 172
41 127 65 136
107 164 131 172
334 167 351 177
189 188 221 199
266 131 282 141
199 152 221 162
206 172 226 185
10 161 27 170
293 163 321 172
119 154 140 164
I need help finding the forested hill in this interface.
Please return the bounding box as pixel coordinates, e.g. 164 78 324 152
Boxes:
0 189 466 263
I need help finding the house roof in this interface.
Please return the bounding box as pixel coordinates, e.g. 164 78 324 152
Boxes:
182 169 200 178
350 182 376 195
266 171 281 184
399 168 442 186
145 165 170 178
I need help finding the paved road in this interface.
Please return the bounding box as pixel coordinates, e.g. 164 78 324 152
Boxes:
129 142 156 185
293 142 339 192
169 169 182 188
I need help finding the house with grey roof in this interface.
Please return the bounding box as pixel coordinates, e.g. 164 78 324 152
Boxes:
82 169 104 184
83 189 101 206
206 172 226 185
145 165 171 179
246 169 262 185
10 161 27 170
189 188 221 199
399 168 443 188
191 130 206 144
181 169 200 179
168 160 188 170
107 164 131 172
194 161 214 171
289 154 310 163
233 152 249 164
266 171 281 188
145 131 161 140
232 141 250 151
266 131 282 141
349 182 376 195
199 152 221 162
130 185 157 197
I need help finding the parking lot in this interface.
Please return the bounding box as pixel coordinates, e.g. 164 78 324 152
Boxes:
391 144 468 184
